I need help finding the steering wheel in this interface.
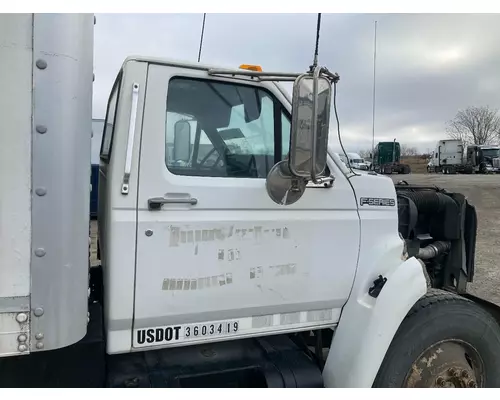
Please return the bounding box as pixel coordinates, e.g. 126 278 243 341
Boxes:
198 147 225 169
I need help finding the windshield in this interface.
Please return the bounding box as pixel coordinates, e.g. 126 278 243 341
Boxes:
482 149 500 158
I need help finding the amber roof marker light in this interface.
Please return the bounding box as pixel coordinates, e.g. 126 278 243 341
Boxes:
239 64 263 72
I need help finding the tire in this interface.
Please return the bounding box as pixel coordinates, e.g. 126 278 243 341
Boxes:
373 289 500 388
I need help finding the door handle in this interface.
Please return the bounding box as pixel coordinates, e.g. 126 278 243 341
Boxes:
148 196 198 210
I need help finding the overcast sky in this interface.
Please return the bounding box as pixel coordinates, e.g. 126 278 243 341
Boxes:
93 13 500 153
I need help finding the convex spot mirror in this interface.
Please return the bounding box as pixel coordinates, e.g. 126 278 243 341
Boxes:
289 73 332 180
173 120 191 163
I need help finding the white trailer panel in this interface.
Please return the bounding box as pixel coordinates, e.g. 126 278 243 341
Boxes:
436 139 464 166
0 14 33 300
0 13 95 357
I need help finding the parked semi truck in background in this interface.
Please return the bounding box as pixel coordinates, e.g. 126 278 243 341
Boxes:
3 14 500 388
427 139 500 174
371 140 411 175
345 153 370 171
479 145 500 173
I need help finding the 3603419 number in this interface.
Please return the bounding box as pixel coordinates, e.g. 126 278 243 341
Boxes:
183 321 239 339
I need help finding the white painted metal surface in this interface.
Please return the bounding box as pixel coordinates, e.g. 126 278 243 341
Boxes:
0 14 33 358
0 14 32 300
126 63 360 352
133 309 340 348
322 170 428 388
98 60 148 354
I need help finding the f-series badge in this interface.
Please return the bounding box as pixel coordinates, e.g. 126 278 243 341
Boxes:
360 197 396 207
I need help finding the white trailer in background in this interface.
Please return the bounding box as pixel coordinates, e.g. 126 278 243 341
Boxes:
432 139 464 173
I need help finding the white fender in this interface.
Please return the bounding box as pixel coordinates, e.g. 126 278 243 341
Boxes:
322 255 427 388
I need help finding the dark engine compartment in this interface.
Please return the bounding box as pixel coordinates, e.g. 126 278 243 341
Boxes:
395 182 478 293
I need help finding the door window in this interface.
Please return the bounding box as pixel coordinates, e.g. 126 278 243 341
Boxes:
165 77 290 178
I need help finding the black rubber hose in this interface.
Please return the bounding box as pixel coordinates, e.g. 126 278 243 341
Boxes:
418 241 451 260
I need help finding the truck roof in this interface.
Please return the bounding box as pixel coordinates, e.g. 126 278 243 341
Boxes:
120 56 300 84
378 141 400 145
117 56 294 103
121 55 228 71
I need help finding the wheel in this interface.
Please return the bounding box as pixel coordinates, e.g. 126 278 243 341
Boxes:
373 289 500 388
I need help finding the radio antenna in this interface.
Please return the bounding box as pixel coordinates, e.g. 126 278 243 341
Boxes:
371 20 378 165
197 13 207 63
310 13 322 70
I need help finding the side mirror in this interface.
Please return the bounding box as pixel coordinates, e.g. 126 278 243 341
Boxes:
265 67 337 206
173 120 191 163
289 71 332 181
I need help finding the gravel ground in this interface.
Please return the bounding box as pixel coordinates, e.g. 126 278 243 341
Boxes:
391 173 500 306
90 173 500 306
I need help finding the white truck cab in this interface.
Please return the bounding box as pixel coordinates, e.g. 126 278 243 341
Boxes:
2 13 500 389
345 152 370 171
98 56 364 354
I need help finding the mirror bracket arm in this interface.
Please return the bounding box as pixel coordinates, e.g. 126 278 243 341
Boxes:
310 66 322 184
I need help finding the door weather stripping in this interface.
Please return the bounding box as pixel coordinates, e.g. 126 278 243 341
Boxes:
121 82 140 195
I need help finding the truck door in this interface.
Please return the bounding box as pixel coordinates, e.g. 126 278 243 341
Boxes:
132 63 360 349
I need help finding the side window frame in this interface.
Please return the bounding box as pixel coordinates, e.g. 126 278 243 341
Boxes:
100 71 123 163
164 76 292 178
278 104 292 162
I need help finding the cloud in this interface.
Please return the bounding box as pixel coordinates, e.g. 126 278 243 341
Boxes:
93 13 500 153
